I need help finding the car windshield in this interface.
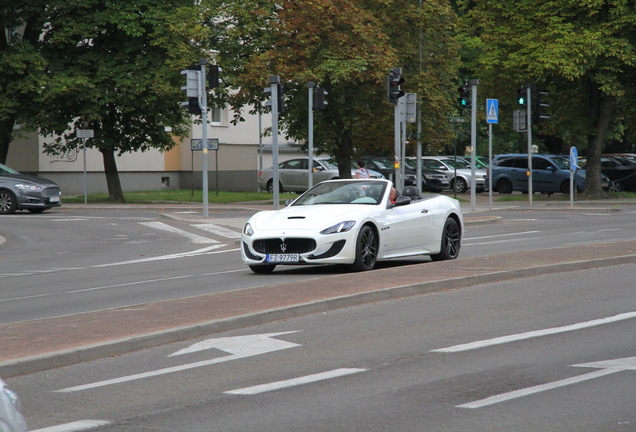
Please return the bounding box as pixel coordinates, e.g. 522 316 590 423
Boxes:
550 156 570 170
320 159 340 170
291 180 387 206
611 155 636 166
370 158 395 170
0 163 20 175
441 158 469 169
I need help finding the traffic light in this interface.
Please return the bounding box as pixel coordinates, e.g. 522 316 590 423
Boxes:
264 83 284 114
313 87 328 110
517 88 527 106
457 85 469 109
387 68 405 105
209 65 219 89
532 88 550 124
181 65 201 115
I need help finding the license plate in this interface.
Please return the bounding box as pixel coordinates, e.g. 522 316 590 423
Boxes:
266 253 300 263
49 197 60 203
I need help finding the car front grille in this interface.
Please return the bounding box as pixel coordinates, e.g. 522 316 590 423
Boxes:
42 187 61 197
253 238 317 254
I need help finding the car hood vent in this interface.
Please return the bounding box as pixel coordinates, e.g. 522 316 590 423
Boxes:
287 216 306 219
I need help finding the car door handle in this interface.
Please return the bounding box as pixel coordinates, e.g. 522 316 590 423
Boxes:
421 209 429 214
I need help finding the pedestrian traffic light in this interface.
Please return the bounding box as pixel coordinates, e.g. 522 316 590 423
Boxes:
387 68 405 105
181 65 201 115
517 88 527 106
209 65 220 89
313 87 328 110
532 88 550 124
457 85 469 109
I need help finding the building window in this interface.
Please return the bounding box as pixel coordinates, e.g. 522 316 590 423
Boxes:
210 106 225 125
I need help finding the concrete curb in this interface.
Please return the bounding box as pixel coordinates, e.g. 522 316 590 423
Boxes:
2 253 635 378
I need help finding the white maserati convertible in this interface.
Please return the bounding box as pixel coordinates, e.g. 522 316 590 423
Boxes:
241 179 463 273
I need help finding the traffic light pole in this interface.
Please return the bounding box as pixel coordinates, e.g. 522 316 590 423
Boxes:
470 79 479 211
270 75 280 210
526 83 533 206
307 82 314 189
199 59 209 217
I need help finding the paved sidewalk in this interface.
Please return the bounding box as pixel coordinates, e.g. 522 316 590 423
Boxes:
1 196 635 378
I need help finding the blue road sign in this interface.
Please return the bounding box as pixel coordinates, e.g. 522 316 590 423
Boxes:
570 146 578 170
486 99 498 124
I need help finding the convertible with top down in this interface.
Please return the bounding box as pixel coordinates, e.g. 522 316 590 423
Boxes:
241 179 463 273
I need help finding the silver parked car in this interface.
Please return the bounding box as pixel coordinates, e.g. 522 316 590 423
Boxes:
0 163 62 214
0 377 27 432
257 157 384 193
411 156 488 193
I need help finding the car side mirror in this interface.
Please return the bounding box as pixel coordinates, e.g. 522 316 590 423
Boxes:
392 196 411 207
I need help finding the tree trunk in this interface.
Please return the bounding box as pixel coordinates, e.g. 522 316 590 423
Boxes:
582 81 612 199
100 148 125 203
0 115 16 164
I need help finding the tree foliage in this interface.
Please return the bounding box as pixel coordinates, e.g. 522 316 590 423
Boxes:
458 0 636 198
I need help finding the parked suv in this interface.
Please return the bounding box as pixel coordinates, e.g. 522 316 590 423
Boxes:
491 154 589 194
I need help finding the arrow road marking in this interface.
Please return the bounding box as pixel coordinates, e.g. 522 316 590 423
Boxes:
224 368 367 395
432 311 636 353
55 332 301 393
458 355 636 409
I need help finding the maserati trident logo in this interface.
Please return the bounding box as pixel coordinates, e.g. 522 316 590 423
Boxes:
280 242 287 253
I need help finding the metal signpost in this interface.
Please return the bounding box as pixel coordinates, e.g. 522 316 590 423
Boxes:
307 82 314 189
469 79 479 211
570 146 578 208
192 139 220 195
76 128 94 204
486 99 498 209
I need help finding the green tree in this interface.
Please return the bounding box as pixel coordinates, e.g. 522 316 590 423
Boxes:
3 0 207 202
0 0 47 164
207 0 460 176
458 0 636 198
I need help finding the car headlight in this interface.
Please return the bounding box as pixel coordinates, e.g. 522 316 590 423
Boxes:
243 223 254 236
14 183 42 191
320 221 356 235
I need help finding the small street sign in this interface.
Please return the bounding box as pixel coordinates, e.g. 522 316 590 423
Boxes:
191 138 219 151
448 117 465 123
486 99 498 124
76 129 94 138
570 146 578 170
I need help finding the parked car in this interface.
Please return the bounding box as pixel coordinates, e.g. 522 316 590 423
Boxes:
360 157 450 192
587 155 636 192
257 157 384 193
0 377 27 432
491 154 608 194
456 155 489 169
409 156 488 193
0 163 62 214
242 178 463 273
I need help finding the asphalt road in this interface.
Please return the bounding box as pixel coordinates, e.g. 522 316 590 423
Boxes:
9 263 636 432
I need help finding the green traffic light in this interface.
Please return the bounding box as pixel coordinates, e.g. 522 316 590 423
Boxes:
518 97 526 105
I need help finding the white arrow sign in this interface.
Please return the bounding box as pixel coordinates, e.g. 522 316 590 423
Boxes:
56 331 301 393
458 355 636 409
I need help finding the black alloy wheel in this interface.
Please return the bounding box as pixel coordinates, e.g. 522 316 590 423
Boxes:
0 190 17 214
608 181 622 193
496 178 513 194
431 217 461 261
350 225 378 272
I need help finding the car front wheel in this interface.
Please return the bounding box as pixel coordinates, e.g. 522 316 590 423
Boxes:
267 180 283 194
608 181 622 192
350 225 378 272
0 190 17 214
453 177 468 193
430 217 461 261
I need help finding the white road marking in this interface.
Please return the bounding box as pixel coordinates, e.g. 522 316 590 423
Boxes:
0 267 246 303
463 237 536 246
464 231 540 241
55 332 301 393
457 369 616 409
50 218 90 221
91 244 227 267
30 420 111 432
192 223 242 239
432 311 636 353
139 221 219 243
224 368 368 395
